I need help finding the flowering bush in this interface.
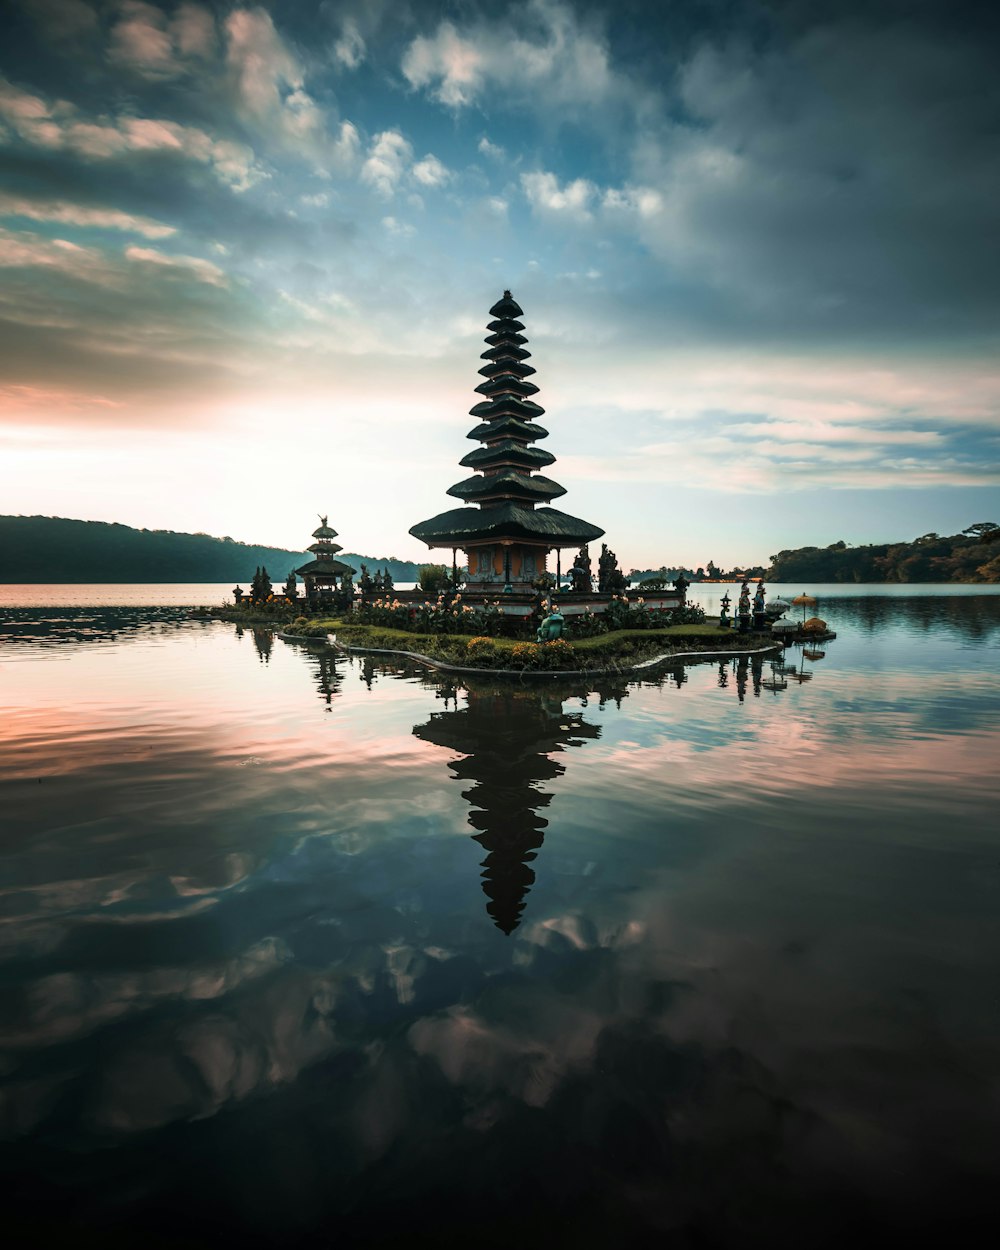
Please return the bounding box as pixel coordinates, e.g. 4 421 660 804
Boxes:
465 636 498 661
565 608 608 638
354 595 517 637
604 594 669 631
669 603 707 625
540 638 577 667
507 639 577 669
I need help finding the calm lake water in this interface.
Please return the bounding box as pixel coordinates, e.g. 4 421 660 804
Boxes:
1 586 999 1246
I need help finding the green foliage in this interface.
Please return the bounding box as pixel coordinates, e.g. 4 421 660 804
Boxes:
465 636 498 661
354 594 522 638
418 563 451 593
499 640 579 670
565 609 606 638
671 603 708 625
323 622 761 673
250 566 272 602
563 598 704 637
963 522 1000 543
768 530 1000 583
539 638 576 667
290 621 334 637
0 515 419 584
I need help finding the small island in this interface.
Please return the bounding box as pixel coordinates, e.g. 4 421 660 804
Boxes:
214 291 785 675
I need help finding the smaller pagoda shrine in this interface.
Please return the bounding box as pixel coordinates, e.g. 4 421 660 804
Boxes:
294 516 356 606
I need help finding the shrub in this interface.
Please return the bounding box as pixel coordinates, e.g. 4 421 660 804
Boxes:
540 638 576 667
565 609 608 639
465 636 498 661
670 603 707 625
508 639 577 669
293 622 332 637
418 564 451 593
605 594 666 630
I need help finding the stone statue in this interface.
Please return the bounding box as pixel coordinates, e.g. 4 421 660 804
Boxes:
752 582 767 630
570 543 593 593
359 563 373 598
737 580 752 633
381 567 394 593
597 543 627 593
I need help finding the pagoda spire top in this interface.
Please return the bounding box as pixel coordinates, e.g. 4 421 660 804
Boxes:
489 290 524 319
312 516 339 540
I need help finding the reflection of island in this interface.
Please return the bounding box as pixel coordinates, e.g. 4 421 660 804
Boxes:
251 626 273 663
252 628 345 704
310 649 343 706
716 649 829 699
413 681 613 934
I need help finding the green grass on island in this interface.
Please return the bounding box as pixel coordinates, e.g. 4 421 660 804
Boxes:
271 618 774 672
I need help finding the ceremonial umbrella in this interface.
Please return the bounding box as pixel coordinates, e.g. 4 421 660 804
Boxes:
792 592 818 622
769 597 792 614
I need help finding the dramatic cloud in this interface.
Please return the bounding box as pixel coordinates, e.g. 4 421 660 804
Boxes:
361 130 412 196
124 244 227 286
0 0 996 561
401 0 623 115
477 136 504 161
109 1 185 79
333 18 366 69
411 154 450 188
223 6 357 173
622 23 1000 339
0 193 175 238
0 77 261 188
521 171 595 221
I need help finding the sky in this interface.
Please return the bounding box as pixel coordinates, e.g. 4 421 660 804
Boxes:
0 0 997 570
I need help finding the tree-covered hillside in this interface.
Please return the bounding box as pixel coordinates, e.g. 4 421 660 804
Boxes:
0 516 423 584
767 525 1000 583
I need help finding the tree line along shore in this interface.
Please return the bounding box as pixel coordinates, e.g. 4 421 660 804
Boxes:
1 515 998 585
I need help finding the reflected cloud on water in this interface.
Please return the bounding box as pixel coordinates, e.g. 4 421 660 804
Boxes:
0 603 999 1244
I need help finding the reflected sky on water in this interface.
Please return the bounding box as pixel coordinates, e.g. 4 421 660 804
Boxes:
1 593 999 1246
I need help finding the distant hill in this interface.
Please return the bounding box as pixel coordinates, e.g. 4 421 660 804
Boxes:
0 515 425 584
767 527 1000 583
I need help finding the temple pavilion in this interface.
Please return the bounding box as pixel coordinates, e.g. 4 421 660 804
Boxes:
410 291 604 592
294 516 355 604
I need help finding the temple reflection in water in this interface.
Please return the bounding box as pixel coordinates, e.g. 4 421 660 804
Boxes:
413 678 624 933
310 648 343 706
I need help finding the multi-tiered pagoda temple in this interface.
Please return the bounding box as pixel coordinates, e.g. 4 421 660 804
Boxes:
294 516 355 604
410 291 603 592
